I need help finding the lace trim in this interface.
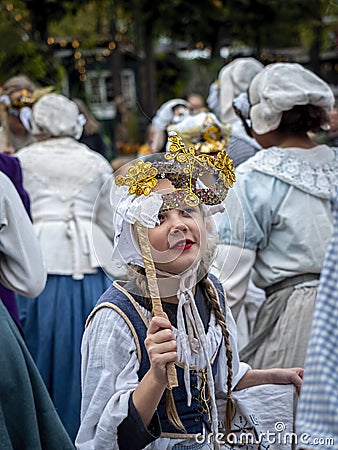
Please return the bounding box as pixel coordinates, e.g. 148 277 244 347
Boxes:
243 147 338 199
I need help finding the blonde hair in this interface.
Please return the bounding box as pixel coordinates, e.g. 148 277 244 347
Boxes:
200 276 234 436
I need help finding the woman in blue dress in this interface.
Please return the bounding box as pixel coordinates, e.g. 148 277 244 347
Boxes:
16 93 124 441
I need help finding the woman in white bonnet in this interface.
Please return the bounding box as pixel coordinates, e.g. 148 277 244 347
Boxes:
215 57 264 166
15 93 120 442
217 62 338 370
151 98 192 153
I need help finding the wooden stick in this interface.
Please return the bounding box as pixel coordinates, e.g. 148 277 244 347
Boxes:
135 220 178 389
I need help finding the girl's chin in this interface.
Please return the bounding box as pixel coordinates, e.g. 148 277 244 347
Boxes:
155 258 201 275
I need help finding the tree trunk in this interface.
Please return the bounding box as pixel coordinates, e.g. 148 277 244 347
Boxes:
143 27 157 118
308 22 323 76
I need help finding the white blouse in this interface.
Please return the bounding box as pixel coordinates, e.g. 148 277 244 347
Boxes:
0 170 46 296
17 137 122 280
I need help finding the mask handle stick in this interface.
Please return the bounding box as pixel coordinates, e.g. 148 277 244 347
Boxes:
135 220 178 389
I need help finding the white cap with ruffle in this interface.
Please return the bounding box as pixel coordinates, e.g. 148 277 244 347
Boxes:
30 93 85 139
249 62 335 135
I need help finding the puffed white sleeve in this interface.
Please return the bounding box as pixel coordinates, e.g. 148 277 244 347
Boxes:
211 244 256 320
0 171 46 297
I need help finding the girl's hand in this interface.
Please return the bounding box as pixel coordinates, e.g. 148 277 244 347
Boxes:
235 367 304 395
264 367 304 395
145 315 177 386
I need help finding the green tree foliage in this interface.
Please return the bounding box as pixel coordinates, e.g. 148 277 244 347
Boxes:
1 0 337 91
0 1 70 85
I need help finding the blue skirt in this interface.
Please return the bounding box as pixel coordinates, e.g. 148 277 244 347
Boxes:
17 270 112 442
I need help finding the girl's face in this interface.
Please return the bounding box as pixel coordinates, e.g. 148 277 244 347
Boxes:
147 181 206 275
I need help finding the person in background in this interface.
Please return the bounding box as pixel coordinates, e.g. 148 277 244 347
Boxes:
206 79 221 118
137 123 156 156
211 58 266 349
187 93 207 114
218 57 264 167
295 185 338 450
0 152 31 331
72 97 108 159
0 74 35 153
314 106 338 146
327 107 338 146
151 98 192 153
217 62 338 370
167 110 230 153
0 169 74 449
16 93 122 442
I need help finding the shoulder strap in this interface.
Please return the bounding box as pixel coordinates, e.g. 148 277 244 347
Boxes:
85 281 150 368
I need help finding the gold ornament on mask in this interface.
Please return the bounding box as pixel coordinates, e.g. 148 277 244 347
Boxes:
115 132 235 208
115 160 158 196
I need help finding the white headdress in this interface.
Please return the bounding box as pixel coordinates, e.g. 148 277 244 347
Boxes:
151 98 192 152
249 62 334 134
219 57 264 124
30 94 84 139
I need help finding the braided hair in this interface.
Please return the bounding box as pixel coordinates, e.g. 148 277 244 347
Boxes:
200 276 234 436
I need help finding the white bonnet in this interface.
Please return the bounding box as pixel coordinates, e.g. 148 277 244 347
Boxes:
151 98 191 152
219 57 264 123
152 98 191 131
30 93 84 139
249 62 335 135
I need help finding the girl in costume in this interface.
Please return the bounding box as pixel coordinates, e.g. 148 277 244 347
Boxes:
16 94 124 442
76 134 303 450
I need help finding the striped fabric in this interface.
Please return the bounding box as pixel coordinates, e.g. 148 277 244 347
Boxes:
296 186 338 449
227 134 259 167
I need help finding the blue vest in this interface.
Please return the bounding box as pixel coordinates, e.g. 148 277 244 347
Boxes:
95 274 226 435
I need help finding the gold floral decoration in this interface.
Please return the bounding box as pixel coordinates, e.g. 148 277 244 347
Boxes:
166 133 235 190
196 115 231 154
203 123 221 143
210 151 236 187
115 160 158 196
114 132 236 206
